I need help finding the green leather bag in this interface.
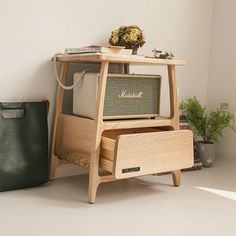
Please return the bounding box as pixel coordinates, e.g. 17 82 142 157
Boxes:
0 101 49 191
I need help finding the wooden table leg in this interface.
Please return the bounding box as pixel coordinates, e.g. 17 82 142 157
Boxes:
172 170 181 187
168 65 179 130
168 65 181 186
50 62 69 180
88 61 109 203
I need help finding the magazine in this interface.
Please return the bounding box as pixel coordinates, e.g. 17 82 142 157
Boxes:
65 45 132 55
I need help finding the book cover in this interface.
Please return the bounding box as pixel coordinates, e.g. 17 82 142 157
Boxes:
65 45 132 55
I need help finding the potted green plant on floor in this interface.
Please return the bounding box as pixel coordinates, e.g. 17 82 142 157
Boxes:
180 97 236 167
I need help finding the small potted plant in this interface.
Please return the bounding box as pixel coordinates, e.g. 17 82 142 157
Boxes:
109 25 145 54
180 97 236 167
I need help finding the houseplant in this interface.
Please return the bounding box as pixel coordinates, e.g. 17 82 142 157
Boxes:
180 97 236 167
109 25 145 54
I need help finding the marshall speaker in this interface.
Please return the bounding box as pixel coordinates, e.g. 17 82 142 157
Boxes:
73 73 161 120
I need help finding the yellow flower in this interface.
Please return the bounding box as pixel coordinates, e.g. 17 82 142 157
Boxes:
129 32 138 41
109 25 146 49
131 28 141 36
113 29 119 36
112 35 119 44
123 34 131 43
110 29 120 44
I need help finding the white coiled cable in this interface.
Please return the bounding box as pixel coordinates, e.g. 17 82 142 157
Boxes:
53 53 86 90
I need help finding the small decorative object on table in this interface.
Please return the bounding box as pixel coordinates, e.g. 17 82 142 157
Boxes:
109 25 145 54
180 97 236 167
152 48 175 59
152 48 162 58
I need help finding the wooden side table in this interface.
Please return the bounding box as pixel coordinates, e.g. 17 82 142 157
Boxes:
50 53 193 203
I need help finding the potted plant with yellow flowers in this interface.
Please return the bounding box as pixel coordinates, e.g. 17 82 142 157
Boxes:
109 25 145 54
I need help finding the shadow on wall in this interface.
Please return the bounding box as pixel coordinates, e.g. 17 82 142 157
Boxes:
16 60 57 133
5 60 56 103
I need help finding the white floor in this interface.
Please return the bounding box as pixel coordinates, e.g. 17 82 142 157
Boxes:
0 161 236 236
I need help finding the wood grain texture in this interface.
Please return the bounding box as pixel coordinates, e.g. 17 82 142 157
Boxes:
60 151 90 168
168 65 179 130
104 116 171 130
99 157 113 172
172 170 181 187
55 114 94 157
100 128 160 166
88 61 109 204
100 130 193 179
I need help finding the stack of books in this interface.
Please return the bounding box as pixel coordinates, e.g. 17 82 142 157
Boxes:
65 45 133 55
179 115 203 171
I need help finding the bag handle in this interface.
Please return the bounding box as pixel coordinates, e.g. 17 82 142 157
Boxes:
0 101 49 119
53 53 86 90
1 109 24 119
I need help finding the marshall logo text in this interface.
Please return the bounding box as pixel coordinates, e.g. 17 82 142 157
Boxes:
118 90 143 99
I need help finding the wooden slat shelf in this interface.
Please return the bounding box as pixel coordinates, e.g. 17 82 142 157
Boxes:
57 151 91 168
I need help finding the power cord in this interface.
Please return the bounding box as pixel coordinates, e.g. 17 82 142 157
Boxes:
53 52 86 90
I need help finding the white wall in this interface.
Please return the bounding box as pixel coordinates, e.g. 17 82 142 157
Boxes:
207 0 236 163
0 0 213 176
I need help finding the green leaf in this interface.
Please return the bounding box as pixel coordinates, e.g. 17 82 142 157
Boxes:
179 97 236 142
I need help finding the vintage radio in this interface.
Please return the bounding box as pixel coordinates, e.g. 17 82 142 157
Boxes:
73 73 161 120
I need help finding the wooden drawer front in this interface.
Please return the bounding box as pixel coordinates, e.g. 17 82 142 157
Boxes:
100 130 193 179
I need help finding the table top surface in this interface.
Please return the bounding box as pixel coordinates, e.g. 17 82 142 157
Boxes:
55 53 185 66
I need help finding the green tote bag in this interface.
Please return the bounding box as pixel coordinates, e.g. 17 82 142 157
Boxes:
0 101 49 191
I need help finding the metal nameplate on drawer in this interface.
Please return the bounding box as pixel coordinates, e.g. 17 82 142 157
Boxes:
122 167 140 173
